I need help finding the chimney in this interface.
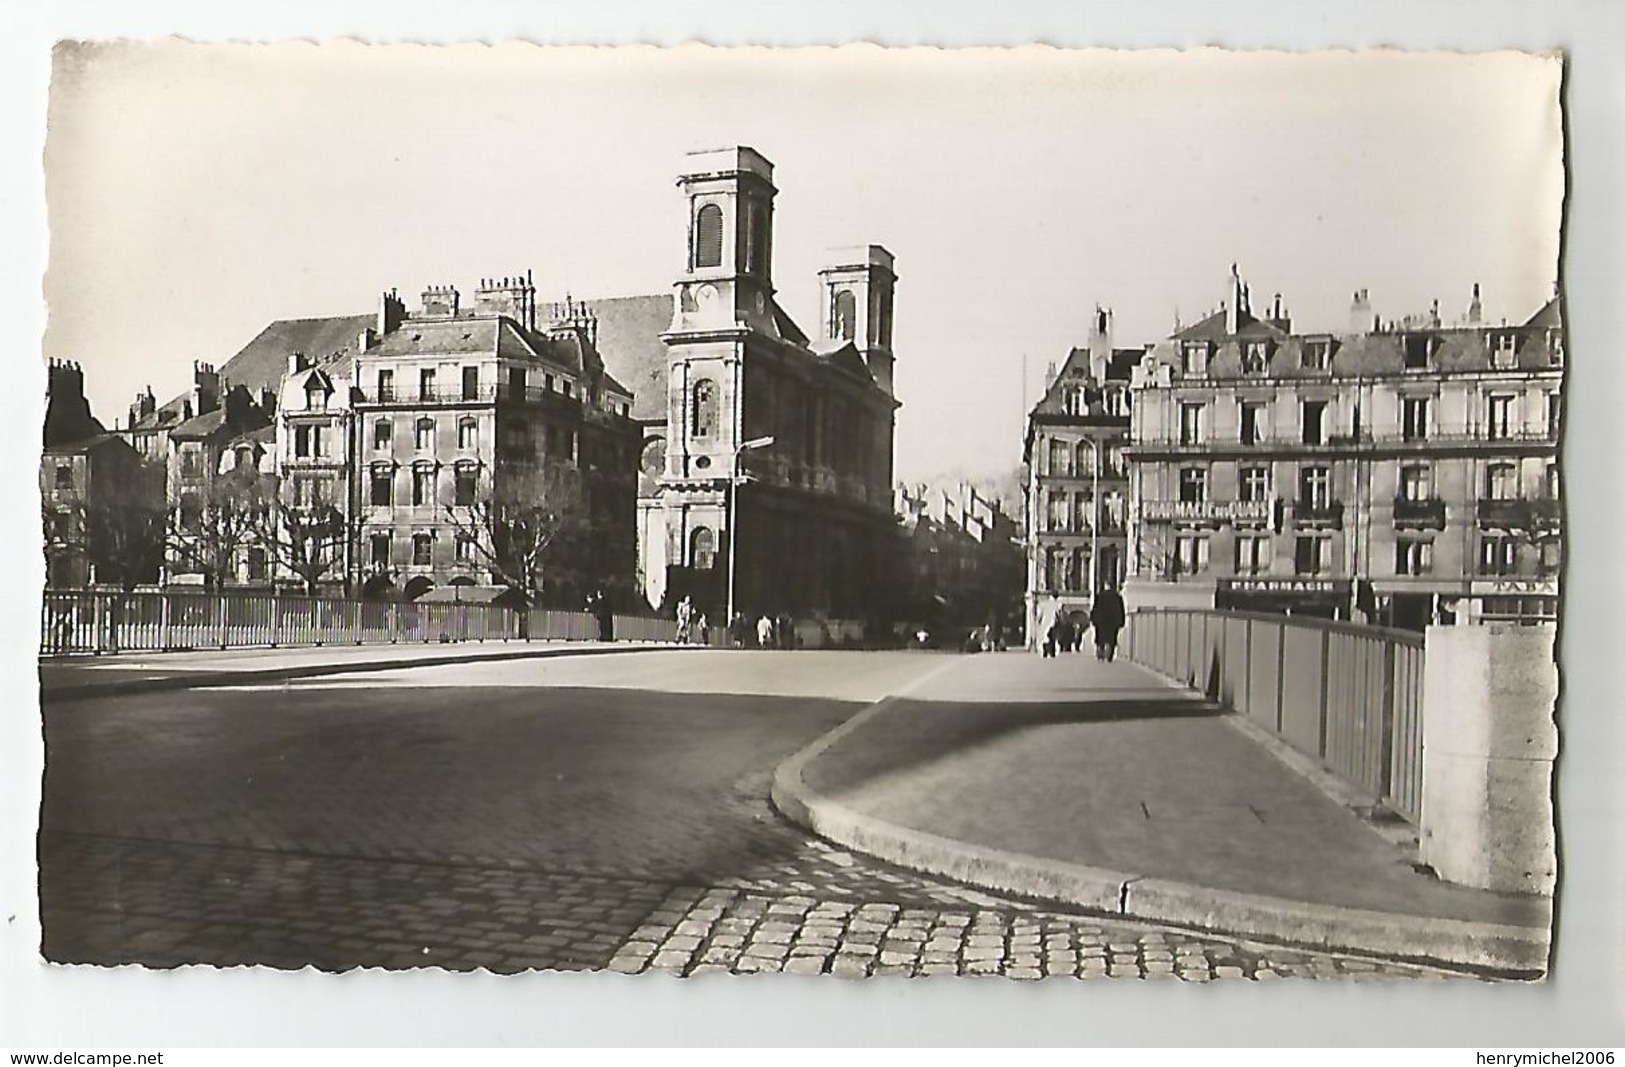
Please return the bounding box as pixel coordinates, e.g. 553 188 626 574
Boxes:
378 289 406 335
420 284 460 319
1224 264 1245 335
1468 282 1483 327
182 399 194 421
259 386 277 417
1088 305 1113 381
1350 288 1377 335
472 271 537 328
192 361 220 416
288 351 309 376
358 327 376 352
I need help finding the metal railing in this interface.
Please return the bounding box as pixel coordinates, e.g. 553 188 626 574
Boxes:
1122 608 1425 824
40 590 723 656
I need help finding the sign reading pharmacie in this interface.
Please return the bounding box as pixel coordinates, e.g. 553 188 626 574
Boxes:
1142 499 1270 523
1218 577 1352 596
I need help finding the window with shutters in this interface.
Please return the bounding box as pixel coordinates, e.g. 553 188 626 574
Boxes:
1179 403 1206 446
1402 396 1430 441
1479 534 1516 576
1047 492 1068 532
694 204 724 269
1395 537 1433 576
691 380 717 438
1174 535 1209 575
1486 394 1514 439
1047 439 1072 478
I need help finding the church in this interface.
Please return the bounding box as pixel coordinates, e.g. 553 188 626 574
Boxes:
590 147 903 633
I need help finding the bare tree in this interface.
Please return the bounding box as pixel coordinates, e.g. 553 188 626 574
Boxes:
258 494 355 597
441 460 591 604
165 464 272 590
84 500 167 591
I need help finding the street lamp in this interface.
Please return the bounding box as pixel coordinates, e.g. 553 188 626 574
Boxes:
727 434 775 630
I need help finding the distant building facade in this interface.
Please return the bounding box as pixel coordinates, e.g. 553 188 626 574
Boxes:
1124 268 1562 628
1021 309 1136 647
344 277 639 604
593 147 902 627
895 481 1024 641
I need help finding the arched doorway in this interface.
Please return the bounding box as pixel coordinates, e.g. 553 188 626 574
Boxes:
402 576 434 602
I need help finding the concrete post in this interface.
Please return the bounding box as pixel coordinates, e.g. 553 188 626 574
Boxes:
1419 624 1557 895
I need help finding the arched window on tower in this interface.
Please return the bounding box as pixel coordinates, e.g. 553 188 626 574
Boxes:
691 380 717 438
834 290 857 342
694 204 724 269
691 527 716 570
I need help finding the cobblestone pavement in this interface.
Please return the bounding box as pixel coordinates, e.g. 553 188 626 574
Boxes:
39 652 1471 981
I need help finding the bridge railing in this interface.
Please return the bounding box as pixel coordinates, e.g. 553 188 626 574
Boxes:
1122 608 1425 824
39 590 711 656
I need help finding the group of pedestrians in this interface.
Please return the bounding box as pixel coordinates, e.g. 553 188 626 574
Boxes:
1041 588 1126 662
739 611 795 649
674 595 708 645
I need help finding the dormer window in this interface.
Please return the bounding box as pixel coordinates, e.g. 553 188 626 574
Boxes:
1403 335 1434 371
1181 342 1209 376
305 382 327 412
1242 342 1269 374
1302 340 1331 371
1491 332 1518 369
1548 329 1563 366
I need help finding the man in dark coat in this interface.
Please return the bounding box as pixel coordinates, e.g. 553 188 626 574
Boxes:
1090 587 1127 662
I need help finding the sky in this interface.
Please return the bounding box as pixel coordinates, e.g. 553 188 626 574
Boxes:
43 43 1563 483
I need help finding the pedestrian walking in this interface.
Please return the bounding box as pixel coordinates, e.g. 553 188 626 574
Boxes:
1090 586 1127 662
728 612 747 648
675 595 693 645
696 612 709 646
757 613 775 649
776 612 794 650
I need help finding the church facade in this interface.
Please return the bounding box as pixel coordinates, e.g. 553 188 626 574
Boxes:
621 147 902 630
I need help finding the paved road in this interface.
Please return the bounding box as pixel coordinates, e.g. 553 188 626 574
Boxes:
40 650 1462 980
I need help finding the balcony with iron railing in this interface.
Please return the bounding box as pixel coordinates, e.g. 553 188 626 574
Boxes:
354 382 576 408
1132 423 1557 453
1476 496 1562 530
1392 496 1447 529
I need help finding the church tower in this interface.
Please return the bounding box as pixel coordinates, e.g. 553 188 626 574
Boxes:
817 245 898 396
669 146 779 334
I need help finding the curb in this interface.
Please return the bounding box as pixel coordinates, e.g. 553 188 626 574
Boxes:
40 642 697 702
768 692 1551 977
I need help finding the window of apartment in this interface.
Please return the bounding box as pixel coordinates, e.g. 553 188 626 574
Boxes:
1073 492 1092 531
1067 548 1088 592
370 533 391 567
369 467 392 507
1395 538 1433 576
1240 465 1271 503
412 533 433 567
1549 330 1564 366
1479 534 1517 577
1105 444 1126 478
1047 439 1072 478
1103 491 1125 531
377 369 395 402
544 373 556 394
1491 332 1518 369
1174 534 1209 576
455 532 476 564
1301 340 1330 371
1235 534 1272 576
412 467 435 507
1403 335 1432 371
562 380 574 399
1178 467 1208 504
1399 464 1432 502
53 464 72 490
1074 441 1094 477
1299 466 1332 508
420 368 437 398
415 417 435 452
1546 462 1560 500
1547 392 1561 440
1242 342 1269 374
181 449 201 478
1294 534 1329 575
373 420 391 452
1180 342 1208 376
312 426 329 459
1179 402 1206 446
454 465 478 507
1538 538 1562 578
508 366 526 397
1401 396 1430 442
691 380 717 438
294 425 312 459
1044 546 1064 592
1485 461 1519 501
305 382 327 412
1239 401 1263 445
1301 400 1327 445
246 547 269 582
458 417 478 450
1047 492 1068 532
1487 394 1514 440
462 366 480 401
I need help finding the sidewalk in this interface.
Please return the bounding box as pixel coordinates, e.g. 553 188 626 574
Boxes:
771 651 1551 975
39 639 683 701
